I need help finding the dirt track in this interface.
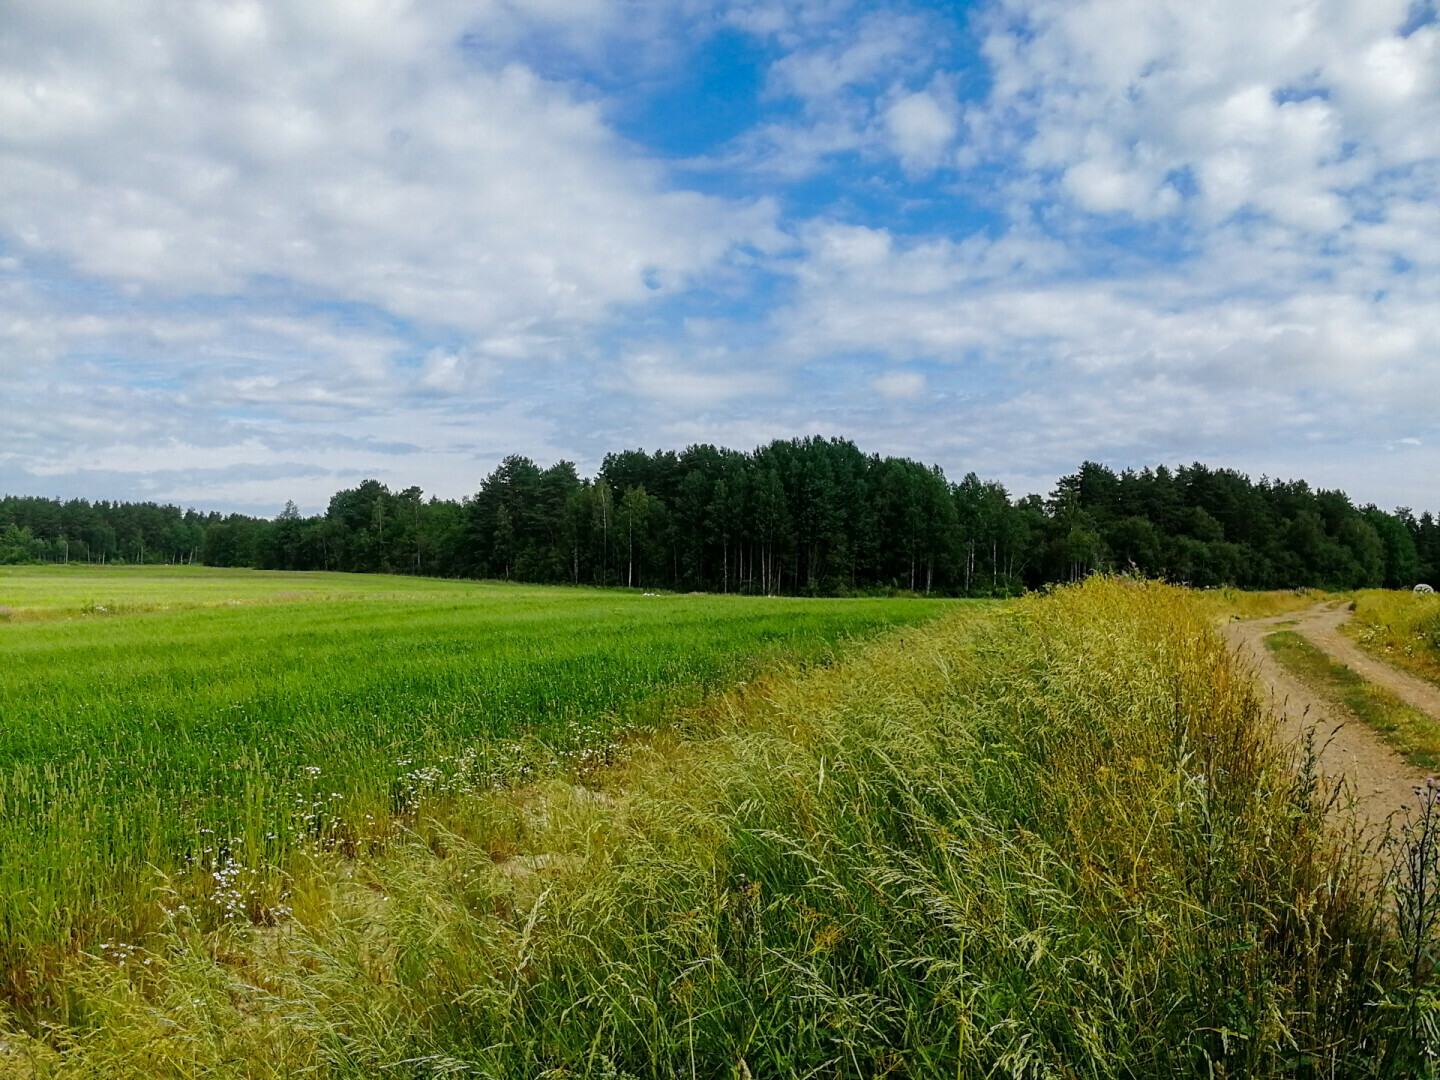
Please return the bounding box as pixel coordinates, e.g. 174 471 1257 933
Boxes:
1223 602 1435 827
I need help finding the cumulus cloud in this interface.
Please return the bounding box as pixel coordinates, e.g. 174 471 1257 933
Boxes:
3 0 1439 512
970 0 1438 232
885 89 957 173
741 0 1440 505
769 207 1440 504
721 5 960 176
0 2 781 327
0 0 787 503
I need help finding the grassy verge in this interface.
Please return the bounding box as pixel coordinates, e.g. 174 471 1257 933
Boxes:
9 578 1433 1078
1347 588 1440 687
1265 628 1440 768
1196 585 1339 622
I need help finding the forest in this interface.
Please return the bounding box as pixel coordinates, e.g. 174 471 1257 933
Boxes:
2 436 1436 594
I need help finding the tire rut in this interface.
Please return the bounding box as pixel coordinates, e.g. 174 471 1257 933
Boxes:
1222 602 1432 828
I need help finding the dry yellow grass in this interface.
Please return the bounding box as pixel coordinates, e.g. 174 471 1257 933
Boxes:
1196 585 1337 622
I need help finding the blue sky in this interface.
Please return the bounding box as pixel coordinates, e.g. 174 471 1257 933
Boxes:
2 0 1437 512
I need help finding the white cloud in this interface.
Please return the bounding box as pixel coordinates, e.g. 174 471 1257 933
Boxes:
0 0 778 333
622 348 782 406
723 0 1440 506
970 0 1439 233
0 0 795 504
874 370 926 399
885 90 957 174
4 0 1440 515
769 189 1440 504
722 6 958 176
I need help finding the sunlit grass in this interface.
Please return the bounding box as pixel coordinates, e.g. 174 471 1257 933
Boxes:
1199 585 1336 621
0 563 505 620
1347 588 1440 687
0 566 955 1005
13 578 1427 1077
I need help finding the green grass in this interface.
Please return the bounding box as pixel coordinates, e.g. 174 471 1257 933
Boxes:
15 577 1428 1078
0 566 954 1003
1347 588 1440 687
0 563 432 619
1265 628 1440 767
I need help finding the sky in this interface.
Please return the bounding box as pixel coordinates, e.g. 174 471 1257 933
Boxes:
2 0 1437 514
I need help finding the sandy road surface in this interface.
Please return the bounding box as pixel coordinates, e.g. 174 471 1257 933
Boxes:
1223 603 1434 827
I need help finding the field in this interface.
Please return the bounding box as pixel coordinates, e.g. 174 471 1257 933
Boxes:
0 566 952 1002
0 564 423 620
4 570 1439 1077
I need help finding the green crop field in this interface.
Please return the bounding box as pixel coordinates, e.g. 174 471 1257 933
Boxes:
0 565 953 997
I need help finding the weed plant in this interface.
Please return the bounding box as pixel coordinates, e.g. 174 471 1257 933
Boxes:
0 567 950 1007
16 578 1434 1078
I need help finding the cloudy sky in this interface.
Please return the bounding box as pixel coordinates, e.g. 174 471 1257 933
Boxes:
2 0 1437 513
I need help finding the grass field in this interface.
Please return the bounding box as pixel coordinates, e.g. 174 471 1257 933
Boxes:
0 566 953 1003
11 577 1435 1078
0 564 417 620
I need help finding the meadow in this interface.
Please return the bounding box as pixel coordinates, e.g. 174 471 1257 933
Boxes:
10 577 1436 1078
0 566 952 1003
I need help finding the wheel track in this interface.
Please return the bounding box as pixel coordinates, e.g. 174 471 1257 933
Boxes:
1222 601 1434 827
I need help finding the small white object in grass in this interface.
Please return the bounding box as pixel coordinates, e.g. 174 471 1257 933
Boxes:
1416 583 1435 594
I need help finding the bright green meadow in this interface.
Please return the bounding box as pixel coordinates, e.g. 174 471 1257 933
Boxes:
0 566 952 998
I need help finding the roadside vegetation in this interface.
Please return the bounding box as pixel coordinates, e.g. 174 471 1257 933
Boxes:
1201 585 1335 621
5 577 1437 1077
0 566 950 1008
1348 588 1440 686
1265 629 1440 767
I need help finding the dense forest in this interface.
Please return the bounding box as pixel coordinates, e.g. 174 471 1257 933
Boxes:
2 437 1437 595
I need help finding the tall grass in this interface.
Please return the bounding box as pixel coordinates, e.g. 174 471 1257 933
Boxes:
1199 585 1336 621
0 567 951 1008
1350 589 1440 685
18 578 1432 1077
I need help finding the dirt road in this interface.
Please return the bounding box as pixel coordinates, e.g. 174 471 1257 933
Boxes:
1223 602 1434 827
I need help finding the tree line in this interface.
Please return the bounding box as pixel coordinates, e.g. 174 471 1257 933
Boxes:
3 437 1437 594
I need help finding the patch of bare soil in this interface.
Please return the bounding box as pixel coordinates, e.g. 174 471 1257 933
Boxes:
1223 602 1431 828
